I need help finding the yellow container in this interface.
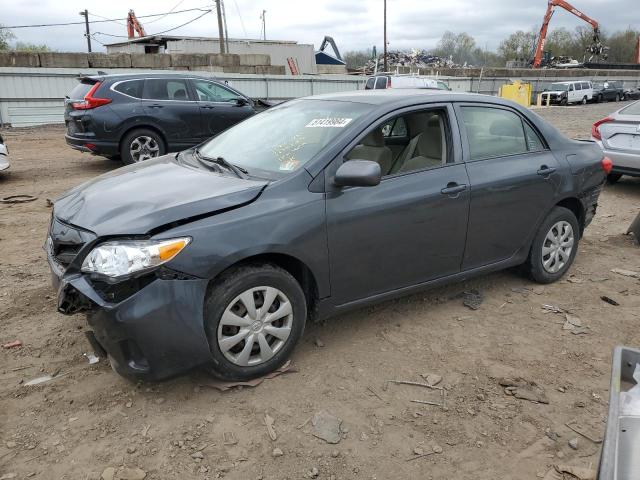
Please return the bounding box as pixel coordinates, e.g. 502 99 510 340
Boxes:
498 80 532 107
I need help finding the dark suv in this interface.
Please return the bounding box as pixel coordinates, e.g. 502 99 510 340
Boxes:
592 80 624 103
64 73 257 164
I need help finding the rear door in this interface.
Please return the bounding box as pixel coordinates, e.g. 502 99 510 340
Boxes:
190 79 255 139
455 103 562 270
141 77 201 149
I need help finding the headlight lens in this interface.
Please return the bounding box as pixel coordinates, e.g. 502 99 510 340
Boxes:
81 237 191 278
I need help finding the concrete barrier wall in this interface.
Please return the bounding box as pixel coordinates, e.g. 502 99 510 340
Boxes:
0 51 271 71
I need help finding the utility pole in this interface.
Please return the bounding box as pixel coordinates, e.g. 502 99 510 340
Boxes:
383 0 388 72
215 0 226 54
221 0 230 53
261 10 266 40
79 9 92 53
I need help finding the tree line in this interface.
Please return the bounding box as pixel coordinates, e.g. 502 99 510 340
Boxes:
343 26 640 69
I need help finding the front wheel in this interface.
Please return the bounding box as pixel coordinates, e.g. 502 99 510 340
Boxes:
597 94 604 103
204 264 307 381
120 128 165 165
581 96 587 105
524 206 580 284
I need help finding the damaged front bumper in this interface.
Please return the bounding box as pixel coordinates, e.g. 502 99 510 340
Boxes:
46 219 213 380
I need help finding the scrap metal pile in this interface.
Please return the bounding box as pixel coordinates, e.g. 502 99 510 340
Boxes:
364 49 463 72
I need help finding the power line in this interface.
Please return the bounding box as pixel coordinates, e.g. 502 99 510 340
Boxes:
3 6 213 29
93 9 212 39
87 11 126 26
144 0 187 24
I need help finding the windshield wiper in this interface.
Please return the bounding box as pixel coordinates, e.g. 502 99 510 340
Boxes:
193 148 248 179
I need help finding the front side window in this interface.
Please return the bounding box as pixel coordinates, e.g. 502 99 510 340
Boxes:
198 99 373 174
192 80 241 103
375 77 388 89
346 109 449 176
143 78 190 101
365 78 375 90
461 106 529 160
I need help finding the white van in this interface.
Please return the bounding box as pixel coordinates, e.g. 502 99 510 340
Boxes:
364 75 446 90
542 81 593 105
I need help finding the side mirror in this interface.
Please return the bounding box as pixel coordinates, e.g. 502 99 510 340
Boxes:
235 97 249 106
334 160 381 188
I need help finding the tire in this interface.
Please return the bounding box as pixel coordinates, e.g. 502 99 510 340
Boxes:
560 97 568 106
525 206 580 284
607 173 622 184
581 96 587 105
120 128 165 165
204 264 307 381
615 93 620 102
597 94 603 103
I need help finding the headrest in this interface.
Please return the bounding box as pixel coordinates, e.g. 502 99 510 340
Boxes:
406 113 434 136
489 118 521 137
417 125 442 159
361 128 384 147
173 88 187 100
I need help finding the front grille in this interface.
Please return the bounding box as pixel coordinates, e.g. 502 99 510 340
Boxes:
48 217 95 271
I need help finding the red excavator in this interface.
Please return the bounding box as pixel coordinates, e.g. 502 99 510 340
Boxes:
532 0 606 68
127 9 147 39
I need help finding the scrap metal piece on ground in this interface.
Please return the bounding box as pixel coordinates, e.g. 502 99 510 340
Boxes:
611 268 640 279
264 413 277 441
206 361 296 391
601 296 620 306
627 211 640 245
2 340 22 349
311 411 342 444
463 289 484 310
0 195 38 204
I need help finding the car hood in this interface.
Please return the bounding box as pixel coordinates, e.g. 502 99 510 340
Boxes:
54 154 268 236
546 90 567 95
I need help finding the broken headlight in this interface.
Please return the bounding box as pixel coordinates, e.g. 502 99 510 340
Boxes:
81 237 191 278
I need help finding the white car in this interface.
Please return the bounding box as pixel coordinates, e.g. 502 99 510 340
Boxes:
542 80 593 105
0 133 9 172
364 75 444 90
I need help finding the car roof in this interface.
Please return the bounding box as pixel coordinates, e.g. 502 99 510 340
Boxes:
302 89 511 107
83 72 221 82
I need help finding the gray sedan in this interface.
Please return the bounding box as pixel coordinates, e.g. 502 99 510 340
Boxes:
591 100 640 183
0 133 9 172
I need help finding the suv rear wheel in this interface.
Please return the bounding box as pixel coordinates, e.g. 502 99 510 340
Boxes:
121 128 165 165
204 264 307 380
524 206 580 284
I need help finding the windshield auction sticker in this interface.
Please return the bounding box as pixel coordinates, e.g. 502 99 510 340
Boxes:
305 118 353 128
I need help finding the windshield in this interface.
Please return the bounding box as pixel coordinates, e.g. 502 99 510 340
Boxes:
549 83 569 91
198 99 373 173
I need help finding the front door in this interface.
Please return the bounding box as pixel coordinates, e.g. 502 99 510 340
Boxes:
456 104 562 270
141 77 201 149
190 79 255 139
325 105 470 305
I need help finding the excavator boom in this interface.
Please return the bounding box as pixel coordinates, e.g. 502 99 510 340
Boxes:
127 9 147 39
533 0 601 68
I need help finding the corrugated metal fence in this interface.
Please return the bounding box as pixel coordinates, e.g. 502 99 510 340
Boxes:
0 67 367 127
2 67 640 127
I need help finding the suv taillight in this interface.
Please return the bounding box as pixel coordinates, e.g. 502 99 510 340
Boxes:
602 156 613 174
71 82 111 110
387 77 391 89
591 116 613 141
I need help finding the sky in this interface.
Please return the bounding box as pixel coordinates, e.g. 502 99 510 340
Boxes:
2 0 637 53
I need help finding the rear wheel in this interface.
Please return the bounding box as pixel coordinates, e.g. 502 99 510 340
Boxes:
120 128 165 165
204 264 307 381
607 173 622 184
597 94 604 103
524 206 579 284
615 93 620 102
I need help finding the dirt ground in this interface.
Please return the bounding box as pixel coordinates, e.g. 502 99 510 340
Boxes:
1 102 639 480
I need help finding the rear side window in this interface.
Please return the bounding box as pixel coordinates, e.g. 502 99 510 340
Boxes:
68 81 95 100
365 78 375 90
461 107 529 160
621 101 640 115
143 78 190 101
575 83 582 90
113 79 143 99
375 77 388 89
524 123 545 152
582 82 590 89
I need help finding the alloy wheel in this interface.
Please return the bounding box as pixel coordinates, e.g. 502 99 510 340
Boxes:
217 286 293 367
129 136 160 162
541 221 574 274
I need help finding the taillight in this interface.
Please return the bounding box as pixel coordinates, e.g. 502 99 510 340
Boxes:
602 156 613 174
71 82 111 110
591 116 613 141
387 77 391 89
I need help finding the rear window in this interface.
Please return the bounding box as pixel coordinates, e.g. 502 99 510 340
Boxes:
68 81 95 100
621 101 640 115
114 79 143 99
142 78 190 101
365 78 375 90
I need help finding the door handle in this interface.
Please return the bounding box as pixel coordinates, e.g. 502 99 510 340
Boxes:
441 183 468 195
201 105 216 109
148 104 163 109
537 165 556 176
